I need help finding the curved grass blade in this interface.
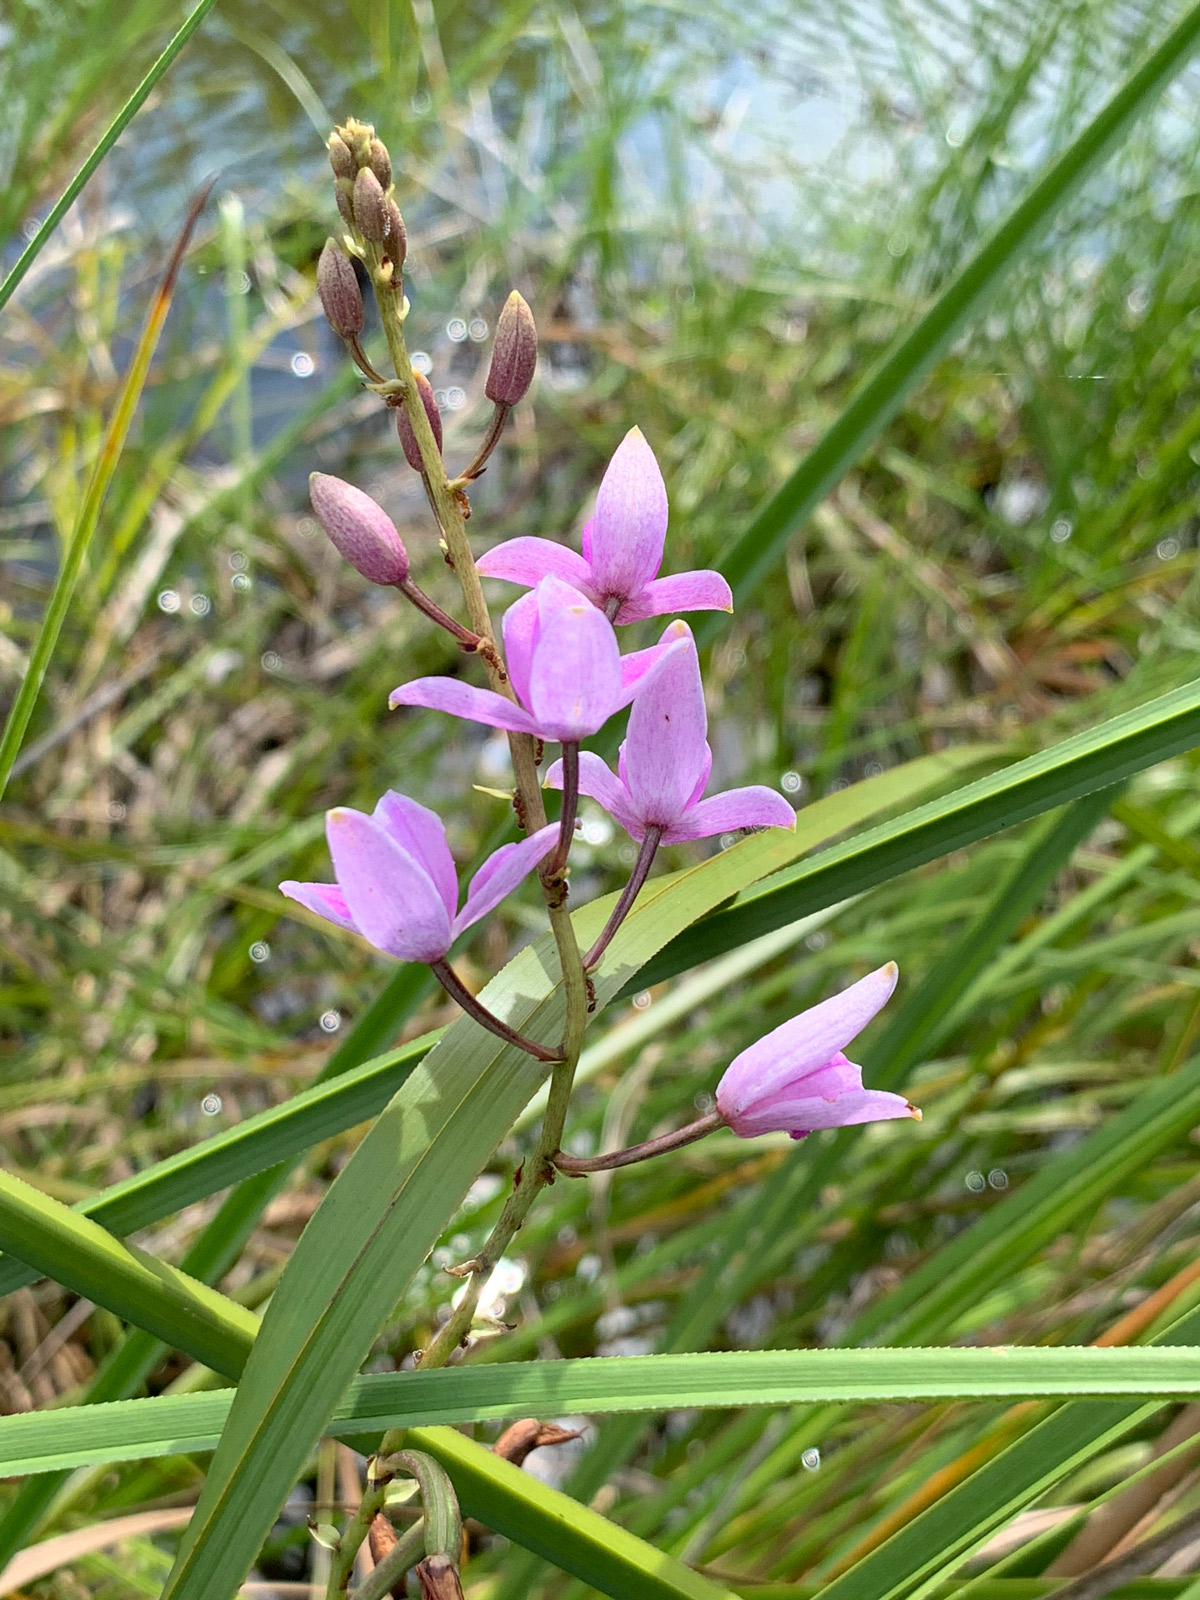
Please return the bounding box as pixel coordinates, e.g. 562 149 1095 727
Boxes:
0 182 213 802
0 1170 256 1379
0 0 219 315
10 1346 1200 1478
709 0 1200 619
0 1030 440 1298
635 673 1200 992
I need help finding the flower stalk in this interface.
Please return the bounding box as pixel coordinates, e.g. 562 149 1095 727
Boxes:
554 1108 724 1174
585 824 661 970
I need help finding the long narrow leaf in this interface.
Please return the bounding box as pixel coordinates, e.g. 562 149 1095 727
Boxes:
710 0 1200 615
8 1346 1200 1478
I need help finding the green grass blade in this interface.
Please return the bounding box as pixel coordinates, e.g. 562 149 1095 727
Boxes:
636 674 1200 991
710 0 1200 615
0 1031 439 1298
0 185 211 802
0 1170 256 1378
848 1051 1200 1347
0 0 219 316
813 1306 1200 1600
868 786 1120 1089
12 1346 1200 1478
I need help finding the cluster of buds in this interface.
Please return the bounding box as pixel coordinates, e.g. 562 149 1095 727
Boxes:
315 120 537 488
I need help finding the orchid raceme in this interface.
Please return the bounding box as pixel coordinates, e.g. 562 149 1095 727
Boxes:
280 791 557 964
716 963 920 1139
477 426 732 623
389 576 687 743
546 622 796 844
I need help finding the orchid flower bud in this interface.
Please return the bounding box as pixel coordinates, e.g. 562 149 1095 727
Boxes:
309 473 409 586
353 167 389 243
367 137 392 189
334 180 355 227
316 240 363 340
384 199 407 267
327 133 355 181
485 291 538 406
397 372 443 471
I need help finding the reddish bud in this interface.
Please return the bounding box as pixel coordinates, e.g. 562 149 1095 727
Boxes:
416 1555 464 1600
335 179 355 227
327 134 355 181
493 1419 581 1467
396 372 443 472
316 240 363 339
353 167 389 243
384 200 407 266
368 137 393 189
485 291 537 406
309 473 409 585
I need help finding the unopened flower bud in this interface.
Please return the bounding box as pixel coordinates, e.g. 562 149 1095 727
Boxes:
335 179 355 227
309 473 409 585
327 133 355 181
396 372 443 471
384 200 407 266
416 1555 465 1600
485 291 537 406
316 240 363 339
368 137 392 189
353 167 388 243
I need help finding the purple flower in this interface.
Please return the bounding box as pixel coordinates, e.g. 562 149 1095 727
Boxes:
545 623 795 843
389 576 686 743
477 427 732 624
716 964 920 1140
280 790 557 963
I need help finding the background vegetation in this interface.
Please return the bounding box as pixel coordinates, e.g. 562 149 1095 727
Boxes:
3 0 1200 1593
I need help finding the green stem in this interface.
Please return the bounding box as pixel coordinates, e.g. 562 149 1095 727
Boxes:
348 1520 425 1600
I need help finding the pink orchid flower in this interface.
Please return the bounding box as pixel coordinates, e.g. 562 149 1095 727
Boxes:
280 790 557 963
716 964 920 1140
477 427 732 624
545 623 795 843
389 576 686 743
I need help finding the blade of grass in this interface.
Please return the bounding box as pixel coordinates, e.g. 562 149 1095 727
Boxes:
0 182 212 802
709 0 1200 619
0 0 219 315
11 1346 1200 1478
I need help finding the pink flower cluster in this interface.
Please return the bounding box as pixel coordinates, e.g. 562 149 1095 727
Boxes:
282 427 917 1145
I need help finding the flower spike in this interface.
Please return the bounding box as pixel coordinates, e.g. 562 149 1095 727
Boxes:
478 428 732 623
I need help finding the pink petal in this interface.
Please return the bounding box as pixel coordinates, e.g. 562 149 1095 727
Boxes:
372 791 458 919
279 880 357 933
326 809 453 962
684 745 714 810
501 588 541 710
665 785 796 844
622 625 710 829
716 963 900 1118
615 568 733 624
580 516 594 564
389 676 540 736
588 427 669 604
726 1076 917 1139
478 536 594 595
616 620 691 709
546 751 644 839
454 822 558 937
526 591 623 741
